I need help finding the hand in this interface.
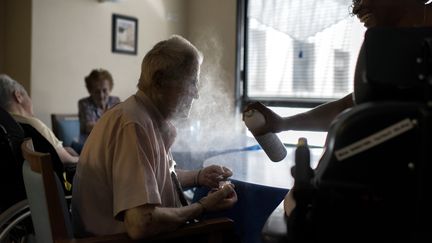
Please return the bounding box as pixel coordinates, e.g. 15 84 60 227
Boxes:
284 190 296 217
198 183 237 212
243 102 284 135
64 146 79 156
198 165 233 188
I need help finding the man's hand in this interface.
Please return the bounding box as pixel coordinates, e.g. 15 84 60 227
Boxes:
198 183 237 212
198 165 233 188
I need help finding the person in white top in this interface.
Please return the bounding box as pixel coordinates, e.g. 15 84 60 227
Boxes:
0 74 79 164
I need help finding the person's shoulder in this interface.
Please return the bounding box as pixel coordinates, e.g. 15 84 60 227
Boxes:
78 96 92 105
111 96 152 124
16 115 48 130
110 96 121 103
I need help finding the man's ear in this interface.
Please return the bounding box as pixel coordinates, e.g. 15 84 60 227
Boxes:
153 70 166 89
13 90 24 104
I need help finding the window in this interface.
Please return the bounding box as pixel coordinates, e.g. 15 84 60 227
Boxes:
237 0 366 107
236 0 367 146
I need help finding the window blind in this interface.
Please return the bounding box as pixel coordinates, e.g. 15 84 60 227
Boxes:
245 0 366 102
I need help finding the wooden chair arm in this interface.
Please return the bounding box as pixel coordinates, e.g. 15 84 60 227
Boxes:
57 233 136 243
57 217 234 243
152 217 234 240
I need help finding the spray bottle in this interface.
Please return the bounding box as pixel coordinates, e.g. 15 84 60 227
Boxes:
243 109 287 162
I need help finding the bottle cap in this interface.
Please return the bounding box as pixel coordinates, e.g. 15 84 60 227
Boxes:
297 137 308 146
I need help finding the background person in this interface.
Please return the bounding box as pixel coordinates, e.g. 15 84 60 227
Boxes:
78 68 120 139
0 74 79 164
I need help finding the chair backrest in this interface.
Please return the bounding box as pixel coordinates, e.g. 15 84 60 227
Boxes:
0 107 25 162
0 107 26 212
21 138 73 243
360 27 432 104
51 114 80 147
287 104 432 243
18 123 72 192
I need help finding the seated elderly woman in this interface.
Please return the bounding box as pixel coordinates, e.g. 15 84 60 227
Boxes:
78 69 120 140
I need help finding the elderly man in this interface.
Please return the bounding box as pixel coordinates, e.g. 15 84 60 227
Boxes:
0 74 79 164
72 35 237 240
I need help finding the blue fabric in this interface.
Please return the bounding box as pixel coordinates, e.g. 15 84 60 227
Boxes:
193 179 288 243
71 140 84 154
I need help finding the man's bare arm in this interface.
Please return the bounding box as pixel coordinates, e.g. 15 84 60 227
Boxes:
124 184 236 240
176 165 233 188
175 169 197 188
56 147 79 164
124 203 203 240
280 93 354 132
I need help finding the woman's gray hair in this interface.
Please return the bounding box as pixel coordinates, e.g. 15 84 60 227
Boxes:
138 35 203 90
0 74 26 111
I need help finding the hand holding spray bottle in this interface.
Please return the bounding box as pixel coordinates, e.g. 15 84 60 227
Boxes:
243 109 287 162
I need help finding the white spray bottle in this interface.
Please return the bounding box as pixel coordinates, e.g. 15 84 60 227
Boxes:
243 109 287 162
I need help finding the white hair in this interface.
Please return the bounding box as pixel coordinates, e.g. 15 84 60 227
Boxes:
138 35 203 90
0 74 27 111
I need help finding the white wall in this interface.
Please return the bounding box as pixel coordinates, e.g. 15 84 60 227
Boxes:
183 0 239 132
30 0 238 128
31 0 187 125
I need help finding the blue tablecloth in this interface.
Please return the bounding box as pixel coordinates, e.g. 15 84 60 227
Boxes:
193 180 289 243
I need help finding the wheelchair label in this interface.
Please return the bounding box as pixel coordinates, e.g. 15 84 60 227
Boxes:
335 118 416 161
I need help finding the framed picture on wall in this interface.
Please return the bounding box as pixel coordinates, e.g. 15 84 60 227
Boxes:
112 14 138 55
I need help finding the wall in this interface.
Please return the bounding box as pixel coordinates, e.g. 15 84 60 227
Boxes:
1 0 32 92
31 0 187 125
2 0 238 128
183 0 239 133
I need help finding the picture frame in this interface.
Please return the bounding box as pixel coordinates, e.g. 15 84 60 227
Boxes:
112 14 138 55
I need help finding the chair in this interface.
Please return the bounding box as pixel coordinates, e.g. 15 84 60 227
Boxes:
291 102 430 242
261 103 430 242
20 122 75 193
21 138 236 243
0 107 26 212
51 114 80 147
0 199 34 242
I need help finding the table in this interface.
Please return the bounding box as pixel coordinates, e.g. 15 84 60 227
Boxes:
203 147 323 189
201 147 323 243
171 132 259 170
